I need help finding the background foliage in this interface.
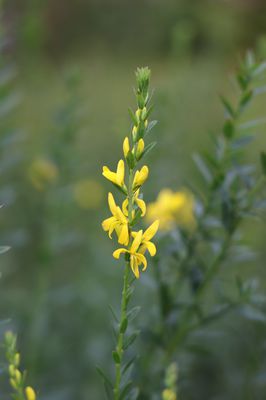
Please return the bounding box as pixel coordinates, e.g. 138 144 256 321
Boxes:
0 1 266 399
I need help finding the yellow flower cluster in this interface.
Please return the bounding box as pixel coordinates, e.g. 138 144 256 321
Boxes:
73 179 104 209
162 363 179 400
146 188 196 231
5 331 37 400
102 67 159 279
28 158 58 191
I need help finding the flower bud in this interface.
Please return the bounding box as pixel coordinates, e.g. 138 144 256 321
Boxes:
25 386 36 400
14 352 20 367
9 364 15 377
135 139 145 160
123 137 130 158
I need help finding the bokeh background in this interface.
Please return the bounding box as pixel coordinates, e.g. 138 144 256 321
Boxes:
0 0 266 399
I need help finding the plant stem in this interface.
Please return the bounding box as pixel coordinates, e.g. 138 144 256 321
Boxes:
114 168 134 399
114 263 130 400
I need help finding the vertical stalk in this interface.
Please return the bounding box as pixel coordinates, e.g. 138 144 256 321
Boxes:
113 168 134 399
114 263 130 400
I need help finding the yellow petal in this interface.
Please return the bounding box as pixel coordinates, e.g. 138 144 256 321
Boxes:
116 160 125 186
118 224 129 245
102 166 117 185
130 230 143 253
143 220 159 241
122 199 128 216
115 206 128 224
113 248 127 259
136 197 146 216
136 253 147 271
102 216 116 232
108 192 117 215
123 137 130 158
130 256 140 278
133 166 149 188
144 241 156 256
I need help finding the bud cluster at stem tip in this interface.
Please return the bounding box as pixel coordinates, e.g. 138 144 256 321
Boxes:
102 67 159 279
4 331 37 400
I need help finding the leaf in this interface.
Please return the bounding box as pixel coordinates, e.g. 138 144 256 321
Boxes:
223 119 234 139
260 152 266 175
112 351 120 364
128 108 138 125
231 135 255 150
127 306 141 322
145 120 157 135
122 356 137 375
120 317 128 334
141 141 156 159
96 366 114 390
252 61 266 77
109 305 119 323
220 96 235 118
119 381 133 400
240 305 266 323
0 246 10 254
124 331 139 350
240 117 266 130
192 153 213 183
239 90 253 111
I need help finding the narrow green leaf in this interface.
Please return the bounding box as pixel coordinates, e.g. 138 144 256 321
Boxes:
127 306 141 322
145 120 157 135
124 331 139 350
128 108 138 125
0 246 10 254
112 351 120 364
120 317 128 334
192 153 213 183
96 366 114 389
122 356 137 375
239 90 253 111
223 119 234 139
119 381 133 400
142 141 156 159
108 305 119 323
220 96 235 118
260 152 266 175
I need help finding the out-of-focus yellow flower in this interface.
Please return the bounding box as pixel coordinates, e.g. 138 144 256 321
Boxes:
102 192 129 245
102 160 126 189
146 189 196 231
133 165 149 190
73 179 104 210
25 386 36 400
162 389 176 400
28 158 58 191
113 230 147 279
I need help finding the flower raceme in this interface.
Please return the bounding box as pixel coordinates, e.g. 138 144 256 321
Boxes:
102 66 159 281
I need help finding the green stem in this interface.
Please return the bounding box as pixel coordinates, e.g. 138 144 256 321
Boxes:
113 168 134 399
114 263 130 400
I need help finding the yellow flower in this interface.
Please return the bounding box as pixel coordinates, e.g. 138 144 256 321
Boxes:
113 230 147 279
123 137 130 158
162 389 176 400
73 179 104 210
146 189 196 231
102 193 129 245
122 189 146 217
28 159 58 191
132 220 159 256
25 386 36 400
102 160 125 188
133 165 149 190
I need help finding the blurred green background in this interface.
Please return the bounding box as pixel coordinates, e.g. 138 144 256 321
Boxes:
0 0 266 399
